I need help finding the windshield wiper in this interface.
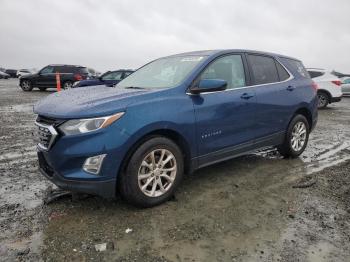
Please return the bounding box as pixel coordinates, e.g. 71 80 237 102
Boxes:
124 86 145 90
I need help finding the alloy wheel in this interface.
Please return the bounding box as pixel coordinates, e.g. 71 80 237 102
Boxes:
22 80 31 90
138 149 177 197
291 121 307 152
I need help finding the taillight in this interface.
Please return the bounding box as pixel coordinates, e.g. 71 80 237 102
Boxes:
311 81 319 92
74 74 82 81
331 80 341 86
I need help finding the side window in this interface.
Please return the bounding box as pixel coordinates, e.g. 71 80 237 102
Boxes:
200 55 246 89
248 55 279 85
40 66 54 74
275 61 290 81
102 71 123 81
55 66 68 73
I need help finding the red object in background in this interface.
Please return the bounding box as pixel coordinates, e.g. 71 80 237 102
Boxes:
56 72 61 92
331 80 341 86
74 74 83 81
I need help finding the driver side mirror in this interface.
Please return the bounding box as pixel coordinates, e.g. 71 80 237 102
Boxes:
190 79 227 94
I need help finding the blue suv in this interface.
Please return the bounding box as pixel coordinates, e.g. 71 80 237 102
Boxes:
34 50 318 207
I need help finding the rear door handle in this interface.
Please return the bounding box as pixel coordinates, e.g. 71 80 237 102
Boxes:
286 85 295 91
240 93 254 100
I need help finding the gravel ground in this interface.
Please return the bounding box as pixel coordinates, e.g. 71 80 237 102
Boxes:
0 79 349 261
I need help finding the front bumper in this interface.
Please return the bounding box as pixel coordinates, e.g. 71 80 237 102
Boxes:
35 119 132 199
38 150 116 198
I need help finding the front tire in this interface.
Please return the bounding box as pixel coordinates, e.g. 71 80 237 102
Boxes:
278 115 310 158
20 80 33 91
317 91 329 108
119 137 184 207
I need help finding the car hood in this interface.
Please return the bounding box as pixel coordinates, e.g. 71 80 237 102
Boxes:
34 85 149 119
22 73 38 78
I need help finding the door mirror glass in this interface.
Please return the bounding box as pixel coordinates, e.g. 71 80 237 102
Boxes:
191 79 227 94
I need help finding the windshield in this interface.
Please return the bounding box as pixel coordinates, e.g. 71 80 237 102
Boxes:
117 56 206 89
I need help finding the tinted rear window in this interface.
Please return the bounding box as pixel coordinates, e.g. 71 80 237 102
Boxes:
77 67 89 74
307 71 325 79
248 55 279 85
280 58 309 78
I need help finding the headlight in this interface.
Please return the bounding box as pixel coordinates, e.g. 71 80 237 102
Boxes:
58 112 124 135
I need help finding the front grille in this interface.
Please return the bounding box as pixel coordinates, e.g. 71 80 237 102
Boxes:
37 124 53 149
35 115 60 150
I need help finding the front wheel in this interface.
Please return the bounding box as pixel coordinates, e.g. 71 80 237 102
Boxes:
20 80 33 91
119 137 184 207
277 114 310 158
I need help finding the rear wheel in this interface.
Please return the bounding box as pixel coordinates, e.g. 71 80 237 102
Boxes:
63 81 73 89
277 114 310 158
119 137 184 207
317 91 329 108
20 80 33 91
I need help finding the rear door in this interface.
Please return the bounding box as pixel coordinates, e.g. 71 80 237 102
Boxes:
191 54 257 167
247 54 293 142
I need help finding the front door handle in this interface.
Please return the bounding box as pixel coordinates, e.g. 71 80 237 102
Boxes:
240 93 254 100
286 85 295 91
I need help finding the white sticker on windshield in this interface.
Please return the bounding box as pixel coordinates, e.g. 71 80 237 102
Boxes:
181 57 203 62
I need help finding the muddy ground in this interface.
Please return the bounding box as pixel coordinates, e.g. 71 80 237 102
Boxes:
0 79 349 262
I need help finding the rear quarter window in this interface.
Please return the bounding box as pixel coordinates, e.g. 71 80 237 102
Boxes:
78 67 89 74
279 57 310 78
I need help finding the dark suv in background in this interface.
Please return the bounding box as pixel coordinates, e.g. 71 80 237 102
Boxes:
20 64 92 91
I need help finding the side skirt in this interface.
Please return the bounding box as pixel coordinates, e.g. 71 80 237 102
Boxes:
191 131 285 171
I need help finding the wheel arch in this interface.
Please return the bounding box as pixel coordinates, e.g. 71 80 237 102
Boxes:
317 89 332 100
293 107 313 129
116 128 193 192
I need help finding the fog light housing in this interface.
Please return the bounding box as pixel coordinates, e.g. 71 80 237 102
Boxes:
83 154 106 175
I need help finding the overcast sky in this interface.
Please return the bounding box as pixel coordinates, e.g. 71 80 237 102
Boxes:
1 0 349 72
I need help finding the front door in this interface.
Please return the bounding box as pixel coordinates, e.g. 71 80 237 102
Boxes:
36 65 56 87
191 54 257 167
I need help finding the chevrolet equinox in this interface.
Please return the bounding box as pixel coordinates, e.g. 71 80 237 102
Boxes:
34 50 318 207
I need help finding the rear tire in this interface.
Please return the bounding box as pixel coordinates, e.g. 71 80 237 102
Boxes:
317 91 329 109
277 114 310 158
20 80 33 91
63 81 73 90
119 137 184 207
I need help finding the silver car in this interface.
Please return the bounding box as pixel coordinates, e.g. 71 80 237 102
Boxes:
341 77 350 95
